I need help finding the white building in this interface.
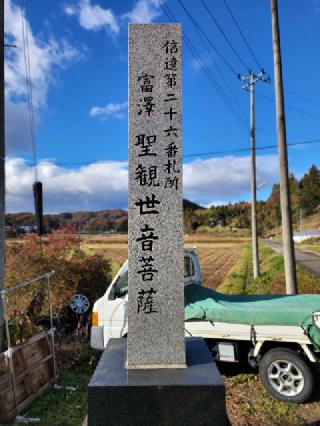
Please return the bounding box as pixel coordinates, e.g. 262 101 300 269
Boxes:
293 229 320 243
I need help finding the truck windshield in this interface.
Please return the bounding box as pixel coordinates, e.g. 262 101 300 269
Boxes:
114 270 128 296
114 255 192 297
184 256 194 277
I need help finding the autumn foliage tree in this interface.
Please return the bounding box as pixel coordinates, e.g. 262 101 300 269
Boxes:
5 228 112 342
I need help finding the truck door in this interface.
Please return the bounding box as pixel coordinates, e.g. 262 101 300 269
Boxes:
103 269 128 343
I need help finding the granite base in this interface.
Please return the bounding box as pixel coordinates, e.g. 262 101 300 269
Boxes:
88 338 229 426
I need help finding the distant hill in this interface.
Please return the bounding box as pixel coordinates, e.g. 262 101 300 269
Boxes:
8 163 319 237
182 165 320 236
5 199 205 234
6 209 128 233
183 199 204 211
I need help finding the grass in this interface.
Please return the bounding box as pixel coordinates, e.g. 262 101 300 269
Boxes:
299 244 320 254
217 242 320 424
5 236 320 425
184 234 251 244
218 244 251 294
110 260 121 278
191 226 251 238
9 341 318 426
219 243 320 294
1 346 101 426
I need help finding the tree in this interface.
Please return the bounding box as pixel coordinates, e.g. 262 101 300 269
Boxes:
4 228 112 343
300 165 320 214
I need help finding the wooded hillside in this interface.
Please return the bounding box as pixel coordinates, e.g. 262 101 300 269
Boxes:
5 165 320 236
184 165 320 235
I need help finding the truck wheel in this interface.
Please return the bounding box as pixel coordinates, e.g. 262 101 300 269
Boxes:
259 348 314 403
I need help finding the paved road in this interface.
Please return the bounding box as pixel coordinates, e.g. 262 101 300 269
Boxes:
262 239 320 278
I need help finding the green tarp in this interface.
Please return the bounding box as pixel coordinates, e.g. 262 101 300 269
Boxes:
185 284 320 333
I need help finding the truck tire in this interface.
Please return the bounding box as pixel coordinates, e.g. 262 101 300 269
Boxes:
259 348 314 403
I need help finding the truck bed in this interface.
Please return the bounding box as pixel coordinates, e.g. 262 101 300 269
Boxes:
184 320 311 345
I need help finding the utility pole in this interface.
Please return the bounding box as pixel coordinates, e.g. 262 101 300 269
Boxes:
300 208 303 233
239 70 270 279
270 0 297 294
0 0 4 350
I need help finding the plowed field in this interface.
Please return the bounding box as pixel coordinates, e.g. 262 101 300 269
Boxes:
197 247 240 289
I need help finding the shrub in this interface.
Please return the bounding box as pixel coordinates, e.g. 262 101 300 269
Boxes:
4 228 112 343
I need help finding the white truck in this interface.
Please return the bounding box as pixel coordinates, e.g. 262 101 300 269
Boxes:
90 248 320 403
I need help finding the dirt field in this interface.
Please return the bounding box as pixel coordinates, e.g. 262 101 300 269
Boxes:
80 235 242 289
197 247 240 289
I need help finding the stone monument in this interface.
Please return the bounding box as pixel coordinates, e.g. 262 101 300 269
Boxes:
127 23 185 369
88 24 228 426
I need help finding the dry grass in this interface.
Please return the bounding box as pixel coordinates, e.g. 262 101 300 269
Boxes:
184 234 251 244
197 247 241 290
300 210 320 229
80 234 128 245
92 247 128 266
224 366 320 425
84 236 320 425
8 234 320 425
80 234 249 251
80 236 243 290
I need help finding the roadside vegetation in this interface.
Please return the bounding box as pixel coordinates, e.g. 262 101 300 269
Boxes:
218 242 320 425
219 243 320 295
0 343 101 426
4 230 112 345
298 237 320 254
3 234 320 425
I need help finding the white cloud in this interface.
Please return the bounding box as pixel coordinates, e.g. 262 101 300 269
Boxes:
65 0 162 33
5 0 81 154
65 0 119 33
90 102 128 119
5 155 279 213
124 0 162 24
183 155 279 205
6 158 128 213
64 5 77 16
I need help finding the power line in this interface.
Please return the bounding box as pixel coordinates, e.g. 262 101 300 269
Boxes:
21 0 38 181
201 0 250 72
223 0 262 70
284 89 320 109
161 2 248 128
255 92 320 121
221 0 320 112
184 138 320 158
4 138 320 168
176 0 239 76
167 1 248 126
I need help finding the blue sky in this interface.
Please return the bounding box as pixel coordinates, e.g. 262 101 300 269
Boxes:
4 0 320 212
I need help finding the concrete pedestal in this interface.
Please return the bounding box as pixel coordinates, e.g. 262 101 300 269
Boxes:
88 338 229 426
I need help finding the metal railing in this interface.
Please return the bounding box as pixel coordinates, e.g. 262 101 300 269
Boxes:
0 271 56 421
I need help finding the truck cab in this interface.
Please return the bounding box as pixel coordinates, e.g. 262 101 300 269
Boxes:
90 248 202 350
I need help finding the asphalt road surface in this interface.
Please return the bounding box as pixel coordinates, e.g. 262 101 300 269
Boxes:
262 239 320 278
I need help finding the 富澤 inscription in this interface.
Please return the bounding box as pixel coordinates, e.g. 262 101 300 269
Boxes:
127 24 185 368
